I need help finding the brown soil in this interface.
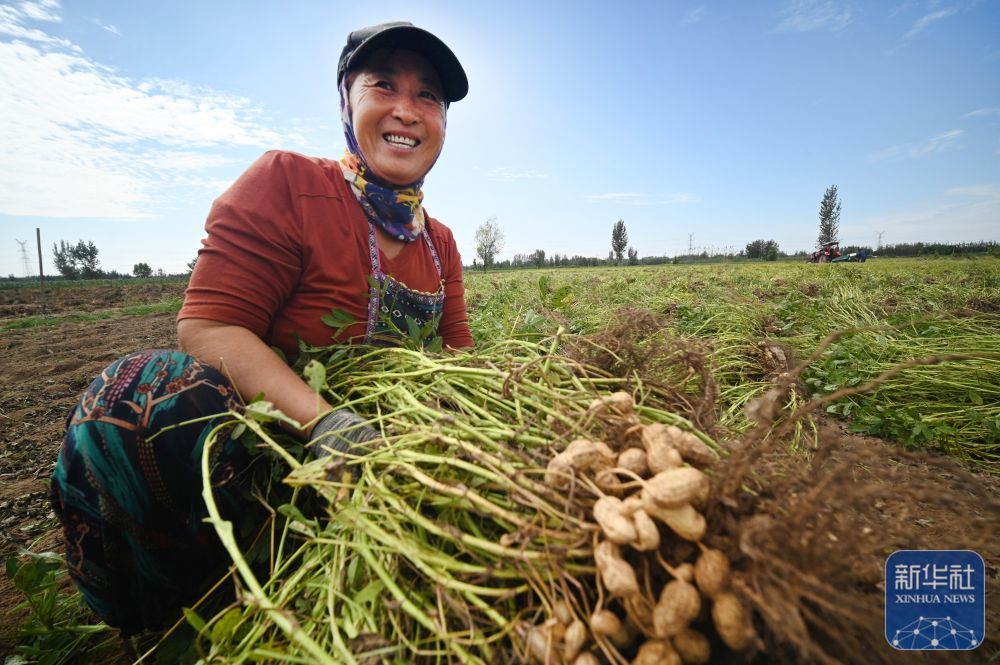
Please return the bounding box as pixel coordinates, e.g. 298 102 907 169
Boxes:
0 281 186 320
712 420 1000 664
0 282 180 656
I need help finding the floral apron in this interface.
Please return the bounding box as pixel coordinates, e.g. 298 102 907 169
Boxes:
48 350 256 635
364 221 445 346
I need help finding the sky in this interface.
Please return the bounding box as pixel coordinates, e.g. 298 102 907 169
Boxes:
1 0 998 277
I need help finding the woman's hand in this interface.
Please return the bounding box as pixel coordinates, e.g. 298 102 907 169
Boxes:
177 318 332 437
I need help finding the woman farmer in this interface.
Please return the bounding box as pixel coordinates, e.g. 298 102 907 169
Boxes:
49 21 473 636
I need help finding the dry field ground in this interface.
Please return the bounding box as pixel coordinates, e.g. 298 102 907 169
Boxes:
0 281 185 649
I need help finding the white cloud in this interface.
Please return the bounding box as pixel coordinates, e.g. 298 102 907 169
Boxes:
0 7 300 219
488 167 548 180
902 7 958 40
16 0 61 23
887 3 973 53
775 1 854 33
0 1 77 50
681 6 706 25
89 18 120 36
869 129 963 161
963 107 1000 119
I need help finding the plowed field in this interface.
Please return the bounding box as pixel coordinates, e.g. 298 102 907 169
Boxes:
0 281 185 648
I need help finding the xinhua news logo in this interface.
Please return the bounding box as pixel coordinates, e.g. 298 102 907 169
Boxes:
885 550 985 650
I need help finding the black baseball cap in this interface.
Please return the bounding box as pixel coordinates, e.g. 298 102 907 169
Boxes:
337 21 468 102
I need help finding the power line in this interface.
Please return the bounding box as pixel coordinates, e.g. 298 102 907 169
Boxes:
16 239 32 277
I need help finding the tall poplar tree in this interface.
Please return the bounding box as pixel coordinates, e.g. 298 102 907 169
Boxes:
817 185 841 247
611 220 628 264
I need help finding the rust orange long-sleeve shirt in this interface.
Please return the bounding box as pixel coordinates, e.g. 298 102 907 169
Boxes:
178 150 473 354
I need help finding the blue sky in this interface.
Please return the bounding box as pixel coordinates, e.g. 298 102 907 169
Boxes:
1 0 998 276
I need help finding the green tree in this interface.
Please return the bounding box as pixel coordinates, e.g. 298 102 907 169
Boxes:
817 184 841 248
474 217 504 271
53 240 79 279
611 219 628 264
73 241 101 278
133 262 153 278
530 249 546 268
627 246 638 265
745 239 780 260
53 240 102 279
186 256 199 273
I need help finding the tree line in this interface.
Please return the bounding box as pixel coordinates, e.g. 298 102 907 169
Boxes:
31 182 997 281
43 239 195 280
469 185 997 271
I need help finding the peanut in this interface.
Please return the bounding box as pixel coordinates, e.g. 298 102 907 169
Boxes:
712 592 755 652
672 628 711 664
566 438 616 470
589 609 621 636
617 448 649 477
613 621 637 649
632 509 661 552
632 639 681 665
594 541 640 597
641 495 707 542
543 617 566 643
545 439 616 488
607 391 635 415
672 431 718 469
588 391 634 416
694 547 730 598
644 467 710 508
525 625 559 664
653 579 701 638
621 495 644 516
564 620 588 661
552 599 573 626
641 424 684 473
593 496 638 545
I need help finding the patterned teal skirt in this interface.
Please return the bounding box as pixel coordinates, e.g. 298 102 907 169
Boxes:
49 350 259 636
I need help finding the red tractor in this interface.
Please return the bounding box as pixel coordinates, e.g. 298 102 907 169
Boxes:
807 241 842 263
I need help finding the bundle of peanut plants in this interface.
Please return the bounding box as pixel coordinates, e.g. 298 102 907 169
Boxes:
188 334 757 664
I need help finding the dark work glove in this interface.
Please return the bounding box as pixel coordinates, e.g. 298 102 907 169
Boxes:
308 409 380 482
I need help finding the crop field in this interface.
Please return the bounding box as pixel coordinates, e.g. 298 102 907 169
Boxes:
0 258 997 663
464 258 1000 464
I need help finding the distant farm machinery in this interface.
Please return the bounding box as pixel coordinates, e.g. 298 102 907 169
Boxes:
807 242 869 263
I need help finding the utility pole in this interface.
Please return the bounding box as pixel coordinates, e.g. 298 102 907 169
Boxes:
36 228 45 313
687 233 694 256
876 230 885 249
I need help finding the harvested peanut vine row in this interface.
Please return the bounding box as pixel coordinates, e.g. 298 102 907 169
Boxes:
180 333 998 664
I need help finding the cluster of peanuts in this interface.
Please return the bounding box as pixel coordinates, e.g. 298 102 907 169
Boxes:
529 392 756 664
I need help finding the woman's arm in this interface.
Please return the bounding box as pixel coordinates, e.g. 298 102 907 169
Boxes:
433 223 474 349
177 318 332 437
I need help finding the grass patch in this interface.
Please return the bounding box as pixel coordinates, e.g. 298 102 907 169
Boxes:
2 298 183 331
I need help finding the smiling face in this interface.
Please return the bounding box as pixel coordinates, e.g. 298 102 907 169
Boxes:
347 48 447 186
